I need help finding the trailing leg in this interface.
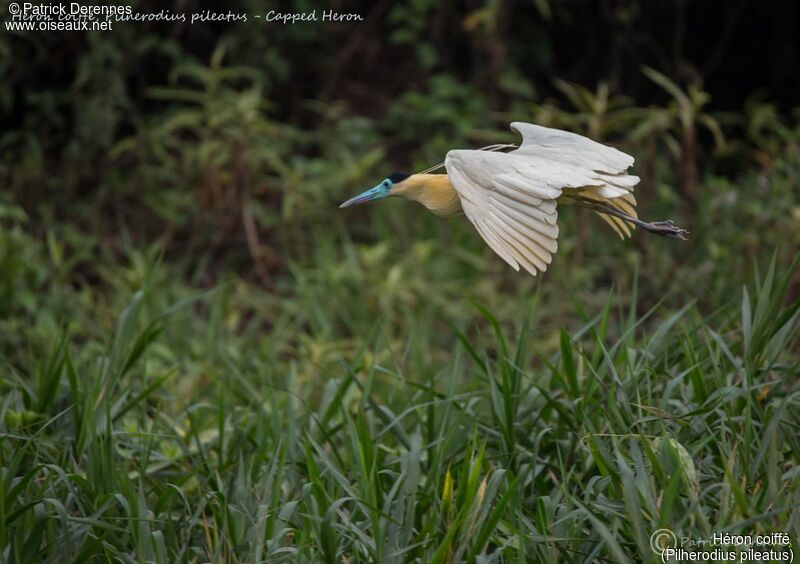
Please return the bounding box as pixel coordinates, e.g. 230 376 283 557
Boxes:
570 197 689 240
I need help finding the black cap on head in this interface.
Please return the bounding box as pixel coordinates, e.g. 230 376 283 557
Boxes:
388 172 410 184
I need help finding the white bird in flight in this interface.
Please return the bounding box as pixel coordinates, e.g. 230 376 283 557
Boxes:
340 122 688 276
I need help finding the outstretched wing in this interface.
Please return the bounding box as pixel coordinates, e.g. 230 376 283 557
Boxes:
509 122 634 174
445 149 563 276
510 122 640 239
445 122 639 275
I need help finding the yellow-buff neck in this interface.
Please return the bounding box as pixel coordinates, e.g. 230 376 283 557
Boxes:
390 174 463 217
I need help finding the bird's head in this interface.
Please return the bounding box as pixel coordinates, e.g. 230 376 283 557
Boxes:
339 172 411 208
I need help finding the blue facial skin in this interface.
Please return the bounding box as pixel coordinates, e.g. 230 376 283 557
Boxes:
339 178 393 208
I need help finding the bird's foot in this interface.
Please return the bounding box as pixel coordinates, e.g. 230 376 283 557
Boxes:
643 220 689 240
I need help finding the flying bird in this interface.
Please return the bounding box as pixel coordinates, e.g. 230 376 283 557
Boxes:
340 122 687 276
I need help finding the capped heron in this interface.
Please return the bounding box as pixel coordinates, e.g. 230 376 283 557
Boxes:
340 122 688 276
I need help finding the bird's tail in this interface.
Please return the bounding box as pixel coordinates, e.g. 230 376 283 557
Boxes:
577 190 639 239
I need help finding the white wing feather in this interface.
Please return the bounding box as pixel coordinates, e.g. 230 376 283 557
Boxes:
446 150 563 276
446 122 640 275
509 122 634 172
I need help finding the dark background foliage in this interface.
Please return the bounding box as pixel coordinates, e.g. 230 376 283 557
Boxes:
3 0 799 288
4 0 799 203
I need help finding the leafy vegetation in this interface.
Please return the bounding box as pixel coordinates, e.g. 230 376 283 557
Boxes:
1 200 798 560
2 1 800 561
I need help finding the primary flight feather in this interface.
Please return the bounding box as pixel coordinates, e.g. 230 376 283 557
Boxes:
340 122 687 276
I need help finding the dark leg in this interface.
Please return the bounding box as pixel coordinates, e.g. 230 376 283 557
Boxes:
572 199 689 240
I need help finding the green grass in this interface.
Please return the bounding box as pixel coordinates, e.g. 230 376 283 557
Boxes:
2 136 800 561
1 199 799 561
